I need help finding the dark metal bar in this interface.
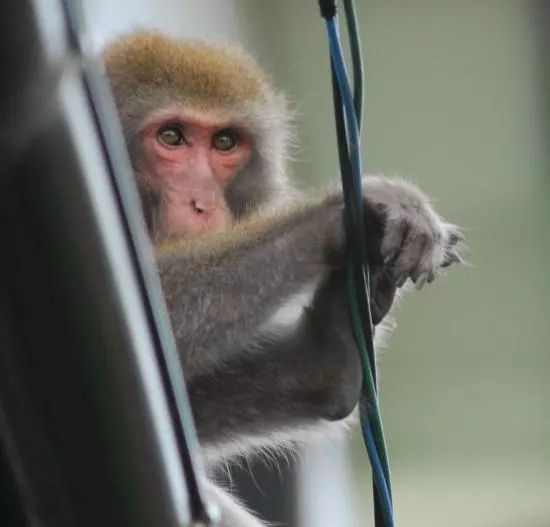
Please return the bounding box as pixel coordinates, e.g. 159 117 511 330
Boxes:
0 0 211 525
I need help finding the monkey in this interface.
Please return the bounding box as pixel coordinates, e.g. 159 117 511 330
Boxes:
103 31 462 526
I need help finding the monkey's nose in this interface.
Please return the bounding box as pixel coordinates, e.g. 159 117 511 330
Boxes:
192 199 205 214
192 199 217 215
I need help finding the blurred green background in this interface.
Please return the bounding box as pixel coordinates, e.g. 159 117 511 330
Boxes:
235 1 550 525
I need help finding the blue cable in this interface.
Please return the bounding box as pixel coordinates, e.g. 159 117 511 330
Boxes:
362 416 394 527
326 20 364 236
325 15 395 527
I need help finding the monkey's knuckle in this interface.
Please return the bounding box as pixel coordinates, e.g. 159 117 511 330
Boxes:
432 230 444 250
417 228 432 247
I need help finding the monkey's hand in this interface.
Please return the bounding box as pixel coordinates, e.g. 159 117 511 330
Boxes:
362 177 463 323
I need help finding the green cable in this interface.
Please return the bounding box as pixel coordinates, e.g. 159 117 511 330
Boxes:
347 258 392 490
343 0 364 128
342 0 394 503
323 1 394 522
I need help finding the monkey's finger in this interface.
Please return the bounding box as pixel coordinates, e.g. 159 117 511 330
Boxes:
393 228 431 285
380 218 409 267
447 226 465 246
441 250 464 268
370 271 398 325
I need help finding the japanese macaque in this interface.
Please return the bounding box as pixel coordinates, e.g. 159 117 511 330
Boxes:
103 32 462 526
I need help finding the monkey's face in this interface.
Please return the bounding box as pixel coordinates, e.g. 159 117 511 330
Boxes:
135 108 253 239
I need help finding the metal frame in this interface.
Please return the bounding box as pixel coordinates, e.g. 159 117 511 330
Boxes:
0 1 212 525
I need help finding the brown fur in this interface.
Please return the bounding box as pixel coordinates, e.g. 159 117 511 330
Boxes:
104 31 274 109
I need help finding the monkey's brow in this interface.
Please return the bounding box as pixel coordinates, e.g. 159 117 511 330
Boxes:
128 109 253 127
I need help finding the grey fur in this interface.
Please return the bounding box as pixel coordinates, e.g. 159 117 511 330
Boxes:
158 177 461 526
158 177 462 454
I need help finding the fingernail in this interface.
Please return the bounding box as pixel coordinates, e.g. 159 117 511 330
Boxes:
416 275 427 289
449 231 464 244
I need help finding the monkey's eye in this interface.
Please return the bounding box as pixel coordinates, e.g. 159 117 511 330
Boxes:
212 129 239 152
157 125 185 147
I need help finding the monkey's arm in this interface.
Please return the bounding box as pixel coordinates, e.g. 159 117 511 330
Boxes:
159 198 344 373
188 271 365 464
158 176 461 375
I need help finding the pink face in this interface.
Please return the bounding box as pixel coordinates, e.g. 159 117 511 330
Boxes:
137 109 253 238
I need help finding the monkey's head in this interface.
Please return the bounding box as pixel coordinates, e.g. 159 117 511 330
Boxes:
104 31 291 240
